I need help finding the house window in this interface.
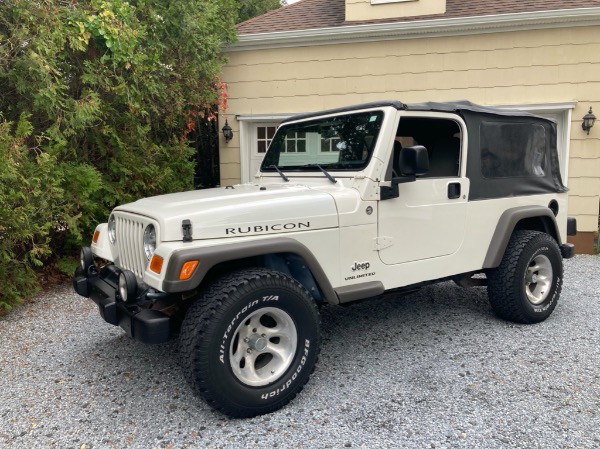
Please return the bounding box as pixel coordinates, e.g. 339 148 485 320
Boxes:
257 126 277 154
320 136 341 153
284 131 307 153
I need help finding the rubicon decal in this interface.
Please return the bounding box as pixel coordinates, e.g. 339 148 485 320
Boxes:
225 222 310 235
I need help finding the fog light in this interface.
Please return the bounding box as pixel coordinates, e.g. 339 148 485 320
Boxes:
118 270 138 303
80 247 94 274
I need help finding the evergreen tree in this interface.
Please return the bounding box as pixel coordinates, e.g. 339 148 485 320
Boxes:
238 0 286 23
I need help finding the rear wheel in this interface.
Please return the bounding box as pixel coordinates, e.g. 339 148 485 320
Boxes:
179 268 321 417
487 230 563 324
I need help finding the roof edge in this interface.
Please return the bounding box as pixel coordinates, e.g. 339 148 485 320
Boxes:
225 7 600 51
280 100 407 123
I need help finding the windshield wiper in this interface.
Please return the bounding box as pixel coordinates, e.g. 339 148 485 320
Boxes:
270 165 289 182
303 164 337 184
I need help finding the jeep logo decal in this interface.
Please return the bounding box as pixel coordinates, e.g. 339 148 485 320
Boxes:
225 222 310 235
351 261 370 271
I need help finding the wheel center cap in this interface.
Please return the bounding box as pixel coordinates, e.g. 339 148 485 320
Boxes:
247 334 267 351
526 272 538 284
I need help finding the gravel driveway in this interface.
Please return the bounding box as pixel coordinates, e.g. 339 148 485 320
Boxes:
1 255 599 449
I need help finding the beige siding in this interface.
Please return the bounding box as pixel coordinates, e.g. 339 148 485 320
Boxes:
222 25 600 232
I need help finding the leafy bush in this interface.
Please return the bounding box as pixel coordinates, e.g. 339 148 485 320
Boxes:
0 0 238 311
0 114 64 310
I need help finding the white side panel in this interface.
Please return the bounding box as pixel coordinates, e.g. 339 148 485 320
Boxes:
378 178 470 264
337 224 381 285
370 193 564 290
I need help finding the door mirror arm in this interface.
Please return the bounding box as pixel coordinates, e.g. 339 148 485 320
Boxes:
380 175 416 200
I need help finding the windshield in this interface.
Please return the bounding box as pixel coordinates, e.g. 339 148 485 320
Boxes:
261 110 384 172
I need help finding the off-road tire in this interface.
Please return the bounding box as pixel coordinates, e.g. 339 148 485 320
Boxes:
487 230 563 324
179 268 321 417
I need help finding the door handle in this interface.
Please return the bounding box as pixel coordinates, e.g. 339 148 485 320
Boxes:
448 182 461 199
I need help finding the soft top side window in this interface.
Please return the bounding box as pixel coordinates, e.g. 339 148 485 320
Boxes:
480 122 546 179
396 117 462 178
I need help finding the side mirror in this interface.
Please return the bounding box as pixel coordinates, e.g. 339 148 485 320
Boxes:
381 145 429 200
398 145 429 176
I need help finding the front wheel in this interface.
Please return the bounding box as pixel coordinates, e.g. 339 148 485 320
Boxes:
179 269 321 417
487 230 563 324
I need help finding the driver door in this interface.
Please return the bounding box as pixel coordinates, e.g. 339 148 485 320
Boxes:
378 115 469 265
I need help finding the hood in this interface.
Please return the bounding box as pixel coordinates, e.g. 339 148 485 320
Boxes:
115 184 339 241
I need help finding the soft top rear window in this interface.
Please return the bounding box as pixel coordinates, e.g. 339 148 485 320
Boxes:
261 111 384 172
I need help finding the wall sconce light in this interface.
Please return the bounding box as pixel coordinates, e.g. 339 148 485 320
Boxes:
582 107 596 135
222 119 233 143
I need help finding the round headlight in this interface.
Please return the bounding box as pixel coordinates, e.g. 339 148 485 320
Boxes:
107 214 117 245
143 224 156 260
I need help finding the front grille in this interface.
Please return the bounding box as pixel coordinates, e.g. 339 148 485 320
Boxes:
115 215 148 279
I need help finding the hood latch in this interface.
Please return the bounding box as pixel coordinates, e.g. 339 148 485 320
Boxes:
182 220 193 242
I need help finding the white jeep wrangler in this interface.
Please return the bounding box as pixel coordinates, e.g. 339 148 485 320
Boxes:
74 100 577 417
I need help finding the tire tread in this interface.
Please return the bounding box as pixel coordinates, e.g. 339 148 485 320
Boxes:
487 230 562 324
179 268 321 417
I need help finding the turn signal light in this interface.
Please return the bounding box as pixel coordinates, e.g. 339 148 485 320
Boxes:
150 255 164 274
179 260 199 280
92 230 100 243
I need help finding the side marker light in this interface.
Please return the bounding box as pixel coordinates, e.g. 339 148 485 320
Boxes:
179 260 199 280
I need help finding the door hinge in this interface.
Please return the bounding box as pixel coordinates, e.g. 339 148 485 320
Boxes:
374 236 394 250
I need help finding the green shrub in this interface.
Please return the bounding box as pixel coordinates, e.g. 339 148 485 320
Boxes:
0 115 61 309
0 0 238 311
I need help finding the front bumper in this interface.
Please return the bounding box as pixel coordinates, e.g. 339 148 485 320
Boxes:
73 263 173 344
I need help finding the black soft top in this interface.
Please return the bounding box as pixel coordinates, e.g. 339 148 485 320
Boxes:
282 100 554 124
406 101 554 121
281 100 567 200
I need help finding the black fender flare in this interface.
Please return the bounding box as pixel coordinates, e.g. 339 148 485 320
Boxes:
161 237 339 304
483 206 561 269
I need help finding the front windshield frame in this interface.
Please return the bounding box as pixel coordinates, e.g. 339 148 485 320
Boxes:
260 110 385 173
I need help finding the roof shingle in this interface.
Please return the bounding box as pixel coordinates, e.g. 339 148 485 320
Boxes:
237 0 600 34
